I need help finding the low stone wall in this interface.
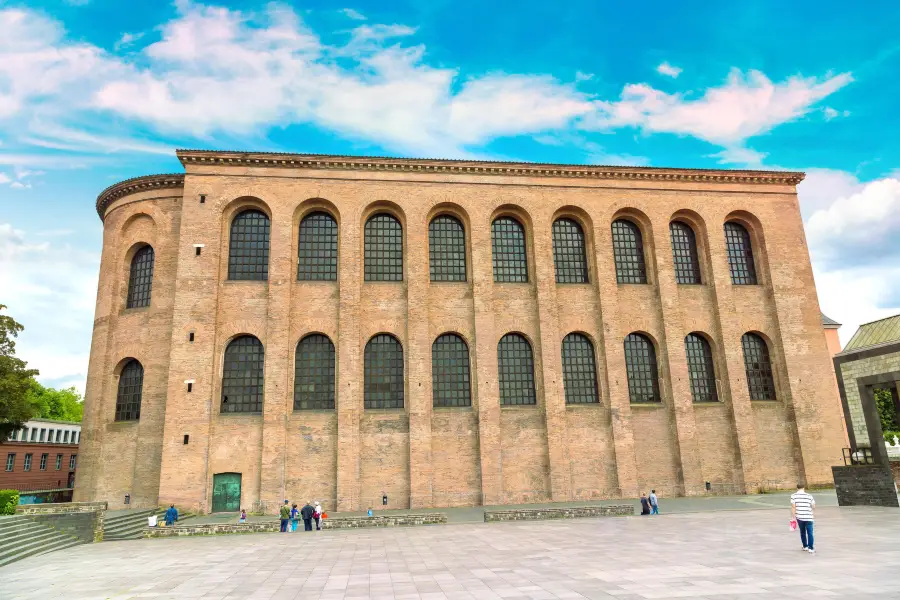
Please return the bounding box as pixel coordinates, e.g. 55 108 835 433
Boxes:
322 513 446 529
15 501 108 515
484 505 634 522
832 465 900 507
15 501 107 541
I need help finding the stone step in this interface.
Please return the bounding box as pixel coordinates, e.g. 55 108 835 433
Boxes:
0 526 62 555
0 516 35 532
104 524 147 537
104 510 156 527
0 536 83 568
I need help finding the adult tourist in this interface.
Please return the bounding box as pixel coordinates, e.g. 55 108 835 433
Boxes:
640 493 651 515
791 483 816 553
279 500 290 532
164 504 178 527
301 501 315 531
649 490 660 515
290 503 300 532
314 501 323 530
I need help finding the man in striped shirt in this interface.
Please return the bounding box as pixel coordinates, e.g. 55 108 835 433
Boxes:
791 483 816 553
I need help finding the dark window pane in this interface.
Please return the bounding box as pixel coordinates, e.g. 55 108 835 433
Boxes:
670 222 702 284
364 334 404 408
562 333 598 404
221 335 264 413
553 218 589 283
126 245 154 308
364 214 403 281
491 217 528 283
429 216 466 282
725 222 757 285
685 334 718 402
741 333 775 400
498 334 536 405
432 333 471 407
115 359 143 421
294 334 335 410
229 210 270 281
624 333 660 403
298 212 337 281
611 220 647 284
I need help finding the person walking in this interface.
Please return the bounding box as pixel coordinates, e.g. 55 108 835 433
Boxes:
640 493 651 515
239 508 247 524
290 503 300 532
649 490 660 515
313 501 323 531
279 500 290 533
300 501 315 531
164 504 178 527
791 483 816 553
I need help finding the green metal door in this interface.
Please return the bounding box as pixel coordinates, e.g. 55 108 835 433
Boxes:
212 472 241 513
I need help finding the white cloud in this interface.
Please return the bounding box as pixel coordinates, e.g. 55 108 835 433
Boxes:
823 106 850 121
656 62 681 78
575 71 594 82
341 8 367 21
0 172 10 184
23 121 173 155
709 146 767 168
113 31 144 51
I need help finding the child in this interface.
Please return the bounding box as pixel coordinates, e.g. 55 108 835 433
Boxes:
239 508 247 524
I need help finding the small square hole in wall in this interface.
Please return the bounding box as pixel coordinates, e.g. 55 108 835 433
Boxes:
189 332 195 342
183 434 190 445
200 195 206 204
187 382 193 393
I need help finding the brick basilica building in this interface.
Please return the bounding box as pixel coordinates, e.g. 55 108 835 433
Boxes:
75 150 844 514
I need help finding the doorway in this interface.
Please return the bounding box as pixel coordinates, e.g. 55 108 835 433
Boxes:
212 472 241 513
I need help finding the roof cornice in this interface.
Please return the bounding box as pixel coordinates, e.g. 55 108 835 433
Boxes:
96 174 185 218
175 149 806 186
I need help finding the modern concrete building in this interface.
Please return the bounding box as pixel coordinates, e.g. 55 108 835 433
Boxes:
2 419 80 503
75 150 846 513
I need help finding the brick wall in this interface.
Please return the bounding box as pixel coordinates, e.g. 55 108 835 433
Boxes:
1 442 78 491
839 351 900 443
832 465 900 507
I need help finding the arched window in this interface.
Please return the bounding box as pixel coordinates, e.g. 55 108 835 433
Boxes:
611 219 647 284
491 217 528 282
432 333 471 407
685 334 717 402
429 215 467 282
669 221 702 284
228 210 270 281
561 333 598 404
741 333 775 400
221 335 264 413
364 213 403 281
115 359 143 421
724 222 757 285
498 333 536 405
126 245 155 308
623 333 660 403
552 218 589 283
297 212 337 281
294 334 335 410
364 334 404 408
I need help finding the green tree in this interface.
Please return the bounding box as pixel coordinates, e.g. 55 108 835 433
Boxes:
875 388 898 434
26 381 83 422
0 304 39 439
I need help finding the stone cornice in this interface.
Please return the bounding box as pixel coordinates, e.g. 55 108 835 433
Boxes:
176 149 805 186
96 174 185 219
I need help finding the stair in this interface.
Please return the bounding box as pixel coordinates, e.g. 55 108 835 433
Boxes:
102 509 156 541
0 516 85 568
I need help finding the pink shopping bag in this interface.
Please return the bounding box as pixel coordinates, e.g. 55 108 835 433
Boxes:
789 519 797 531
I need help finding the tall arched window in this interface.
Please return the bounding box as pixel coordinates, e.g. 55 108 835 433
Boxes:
432 333 471 407
611 219 647 284
228 209 270 281
669 221 702 284
685 334 717 402
364 334 404 408
552 218 589 283
297 212 338 281
623 333 660 403
364 213 403 281
429 215 467 282
741 333 775 400
498 333 536 405
491 217 528 283
294 334 335 410
724 222 757 285
221 335 264 413
126 245 155 308
561 333 598 404
115 359 143 421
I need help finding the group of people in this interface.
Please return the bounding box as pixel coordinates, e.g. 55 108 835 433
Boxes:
279 500 324 532
639 490 660 515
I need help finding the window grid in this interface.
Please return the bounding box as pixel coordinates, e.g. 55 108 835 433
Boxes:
685 334 718 402
70 455 77 469
115 359 144 421
40 453 47 470
364 214 403 281
491 217 528 283
228 210 270 281
294 334 336 410
24 454 32 471
611 220 647 284
297 212 338 281
724 222 757 285
126 245 154 308
552 219 589 283
669 222 702 284
432 334 472 407
562 333 599 404
221 335 265 413
364 334 404 409
56 454 62 470
429 216 467 282
5 454 13 472
742 333 776 400
498 334 536 405
624 333 660 403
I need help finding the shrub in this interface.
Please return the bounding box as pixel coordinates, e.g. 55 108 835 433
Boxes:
0 490 19 515
883 430 900 444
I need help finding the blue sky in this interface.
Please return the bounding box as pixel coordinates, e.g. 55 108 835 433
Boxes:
1 0 899 392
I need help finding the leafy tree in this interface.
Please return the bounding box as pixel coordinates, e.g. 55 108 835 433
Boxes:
0 304 39 440
875 388 899 434
26 381 83 422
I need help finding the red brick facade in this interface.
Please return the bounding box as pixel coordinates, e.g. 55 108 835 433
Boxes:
2 442 78 492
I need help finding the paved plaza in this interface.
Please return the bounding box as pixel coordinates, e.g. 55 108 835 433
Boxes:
2 505 900 600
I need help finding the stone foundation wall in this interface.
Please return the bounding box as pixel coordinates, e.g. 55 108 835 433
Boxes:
145 513 448 537
832 465 899 507
484 504 633 521
15 501 106 541
15 501 108 515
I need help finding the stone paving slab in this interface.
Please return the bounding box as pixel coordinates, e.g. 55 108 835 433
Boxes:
2 505 897 600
